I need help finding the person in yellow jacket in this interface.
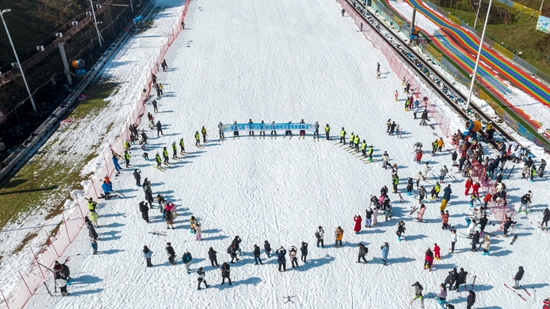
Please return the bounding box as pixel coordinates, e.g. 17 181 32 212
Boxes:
194 131 201 147
124 140 131 151
340 127 346 144
89 211 99 228
349 132 355 147
201 126 207 143
354 134 360 150
361 140 367 156
325 124 331 140
437 138 444 152
367 145 374 162
334 226 344 248
87 198 97 212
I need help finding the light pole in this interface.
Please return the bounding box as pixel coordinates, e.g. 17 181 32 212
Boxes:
89 0 103 47
0 9 37 112
473 1 481 29
465 0 492 112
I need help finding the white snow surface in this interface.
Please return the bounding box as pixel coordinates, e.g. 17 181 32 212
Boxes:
389 0 550 132
6 0 550 308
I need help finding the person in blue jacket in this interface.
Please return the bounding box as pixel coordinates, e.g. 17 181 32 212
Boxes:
112 153 122 172
381 242 389 265
101 181 112 200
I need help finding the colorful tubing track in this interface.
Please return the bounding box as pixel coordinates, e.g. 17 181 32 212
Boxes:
400 0 550 105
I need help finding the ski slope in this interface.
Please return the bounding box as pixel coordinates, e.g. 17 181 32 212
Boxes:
17 0 550 308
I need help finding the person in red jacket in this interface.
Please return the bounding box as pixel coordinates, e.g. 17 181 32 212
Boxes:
434 243 441 261
542 297 550 309
424 248 434 271
464 177 473 195
441 210 450 230
483 193 492 209
353 215 362 234
472 181 480 197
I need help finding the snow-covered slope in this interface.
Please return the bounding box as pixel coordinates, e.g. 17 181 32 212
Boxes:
20 0 550 308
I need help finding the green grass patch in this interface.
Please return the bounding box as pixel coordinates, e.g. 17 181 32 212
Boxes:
12 232 38 255
0 80 119 239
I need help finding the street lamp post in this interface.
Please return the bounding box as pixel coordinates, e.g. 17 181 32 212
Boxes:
89 0 103 47
0 9 37 112
465 0 492 112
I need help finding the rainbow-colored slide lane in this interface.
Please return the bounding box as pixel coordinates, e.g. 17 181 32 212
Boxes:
383 0 550 141
402 0 550 104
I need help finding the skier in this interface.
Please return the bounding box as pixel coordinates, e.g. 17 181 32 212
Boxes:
85 217 98 240
354 215 362 234
450 229 457 254
161 59 168 71
112 153 123 172
133 169 141 186
264 240 272 258
55 272 69 296
325 124 330 140
391 173 399 193
420 110 428 125
334 226 344 248
440 165 448 182
139 201 149 223
313 121 319 139
441 185 452 212
382 151 390 169
424 248 434 271
396 220 406 241
197 267 208 290
218 122 225 141
123 150 131 168
520 191 532 211
171 142 178 159
182 250 193 274
513 266 524 289
418 186 426 205
89 210 99 227
195 221 202 241
367 145 374 162
276 246 287 272
143 245 153 267
87 197 97 213
416 204 426 222
289 246 299 268
361 140 367 156
464 177 473 195
201 126 207 143
411 281 424 307
441 210 450 230
455 268 468 291
539 158 546 177
503 216 516 237
438 283 447 305
194 131 201 147
380 242 389 265
221 262 232 285
434 243 441 261
300 242 308 263
341 8 345 16
166 242 177 266
190 216 197 234
205 247 218 268
357 243 368 264
466 290 476 309
542 208 550 230
482 234 490 255
253 244 263 265
152 99 158 113
162 147 169 165
156 121 163 137
543 297 550 309
386 119 392 133
315 226 325 248
340 127 346 144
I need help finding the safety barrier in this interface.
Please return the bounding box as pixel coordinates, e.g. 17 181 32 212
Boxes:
0 1 192 308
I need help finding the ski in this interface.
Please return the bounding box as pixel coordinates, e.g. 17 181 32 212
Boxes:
520 286 531 296
398 193 404 203
504 283 526 301
510 234 518 245
149 231 167 236
471 275 477 290
153 166 166 172
408 206 418 216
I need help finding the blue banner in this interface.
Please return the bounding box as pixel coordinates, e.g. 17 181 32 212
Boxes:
220 122 316 132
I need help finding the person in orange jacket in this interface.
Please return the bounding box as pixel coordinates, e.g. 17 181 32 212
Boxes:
334 226 344 248
437 138 444 152
441 210 450 229
483 193 492 209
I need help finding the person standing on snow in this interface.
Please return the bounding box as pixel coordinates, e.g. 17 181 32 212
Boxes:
450 229 457 254
434 243 441 260
201 126 207 143
454 268 468 291
276 246 287 272
195 221 202 241
513 266 524 289
182 250 193 274
143 245 153 267
325 124 330 140
481 234 490 255
179 138 186 154
264 240 272 258
133 169 141 186
289 246 299 268
354 215 362 234
228 244 239 263
357 243 368 264
112 152 123 172
139 201 149 223
218 122 225 141
334 226 344 248
162 147 169 165
253 244 263 265
166 242 177 266
208 247 219 268
380 242 389 265
315 226 325 248
156 121 163 137
440 165 449 182
194 131 201 147
221 262 232 285
396 221 406 241
171 142 178 159
365 208 373 228
300 242 308 263
382 151 390 169
123 150 131 168
411 281 424 306
197 267 208 290
340 127 346 144
416 204 426 222
541 208 550 230
466 290 476 309
424 248 434 271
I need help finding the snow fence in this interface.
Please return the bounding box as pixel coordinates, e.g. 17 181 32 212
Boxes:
0 1 192 308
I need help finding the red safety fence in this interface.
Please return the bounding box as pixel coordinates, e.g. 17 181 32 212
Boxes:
0 2 192 308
